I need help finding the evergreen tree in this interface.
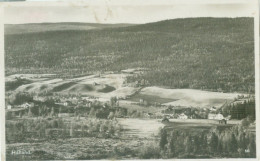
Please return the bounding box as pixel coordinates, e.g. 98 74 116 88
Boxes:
89 107 96 118
229 133 238 153
185 136 193 154
209 132 218 154
28 107 33 117
160 129 168 150
248 136 256 157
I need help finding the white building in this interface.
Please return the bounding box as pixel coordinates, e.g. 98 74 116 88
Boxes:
7 105 12 110
21 102 34 108
215 114 224 120
178 113 188 119
208 113 224 120
210 106 217 112
208 113 216 119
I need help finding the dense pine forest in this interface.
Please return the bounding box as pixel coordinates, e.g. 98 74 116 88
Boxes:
5 18 254 93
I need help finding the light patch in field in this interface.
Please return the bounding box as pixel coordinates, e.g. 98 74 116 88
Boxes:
15 79 63 93
77 74 126 89
141 87 241 108
118 118 164 138
5 74 56 82
8 73 139 102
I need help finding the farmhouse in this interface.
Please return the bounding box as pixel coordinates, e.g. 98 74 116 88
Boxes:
33 96 47 102
162 117 170 123
208 113 224 120
155 112 164 118
92 82 99 86
163 114 174 119
210 106 217 112
64 101 73 106
218 119 227 124
58 113 73 117
144 113 153 118
20 102 34 108
178 113 188 119
6 104 12 110
86 102 92 108
225 115 231 120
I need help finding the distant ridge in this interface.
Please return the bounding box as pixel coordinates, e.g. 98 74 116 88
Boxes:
5 22 136 35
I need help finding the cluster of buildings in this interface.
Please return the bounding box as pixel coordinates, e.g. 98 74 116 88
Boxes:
6 102 34 110
157 105 230 123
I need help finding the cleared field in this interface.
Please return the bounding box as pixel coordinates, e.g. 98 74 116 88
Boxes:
118 118 164 138
168 118 241 124
6 74 242 108
5 74 55 82
118 118 240 138
119 100 168 113
5 73 139 100
128 93 176 104
164 119 241 133
140 87 241 108
14 79 63 93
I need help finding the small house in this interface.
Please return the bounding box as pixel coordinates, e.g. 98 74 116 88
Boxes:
215 114 224 120
225 115 231 120
162 117 170 123
139 99 144 104
210 106 217 112
92 82 98 86
178 113 188 119
21 102 34 108
208 113 216 119
6 104 12 110
218 119 227 124
208 113 224 120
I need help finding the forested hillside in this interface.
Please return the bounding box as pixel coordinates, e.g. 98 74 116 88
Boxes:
5 17 254 93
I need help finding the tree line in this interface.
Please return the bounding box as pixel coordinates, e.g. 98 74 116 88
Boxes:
6 118 123 143
139 124 256 159
220 98 255 120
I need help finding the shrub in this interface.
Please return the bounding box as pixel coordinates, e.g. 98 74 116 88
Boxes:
138 141 161 159
241 118 250 127
6 111 12 120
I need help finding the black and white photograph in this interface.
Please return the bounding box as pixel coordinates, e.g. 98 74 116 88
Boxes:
1 0 259 160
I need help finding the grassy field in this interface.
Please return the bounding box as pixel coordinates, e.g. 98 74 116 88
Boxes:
139 87 241 108
118 118 241 138
119 100 167 113
128 93 176 104
164 119 241 133
5 73 140 100
118 118 164 138
6 73 243 109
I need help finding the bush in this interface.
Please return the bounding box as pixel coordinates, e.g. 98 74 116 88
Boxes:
138 141 161 159
6 111 12 120
241 118 250 127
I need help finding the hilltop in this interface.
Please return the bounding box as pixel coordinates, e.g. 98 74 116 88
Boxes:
5 22 135 35
5 17 255 93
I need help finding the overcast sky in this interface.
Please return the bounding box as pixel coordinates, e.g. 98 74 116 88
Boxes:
4 2 256 24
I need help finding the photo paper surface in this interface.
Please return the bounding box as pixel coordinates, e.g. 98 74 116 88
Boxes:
0 0 259 160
